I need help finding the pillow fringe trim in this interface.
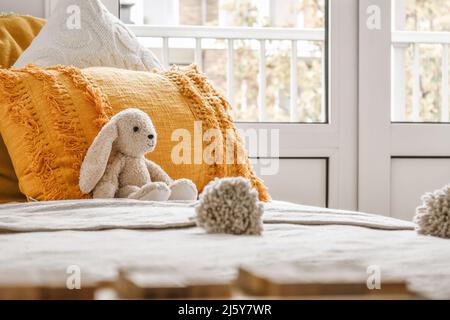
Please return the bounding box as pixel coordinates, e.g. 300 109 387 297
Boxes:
19 65 90 198
160 65 270 202
47 65 114 198
0 65 113 201
0 69 64 200
48 66 113 128
183 66 271 202
160 68 225 192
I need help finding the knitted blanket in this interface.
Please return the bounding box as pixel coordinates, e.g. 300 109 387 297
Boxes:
0 199 414 233
1 200 449 299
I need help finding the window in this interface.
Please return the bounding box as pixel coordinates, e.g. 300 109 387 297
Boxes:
119 0 358 211
120 0 327 123
392 0 450 122
359 0 450 219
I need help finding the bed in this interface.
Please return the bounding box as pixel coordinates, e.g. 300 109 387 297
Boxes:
1 199 449 299
1 6 449 300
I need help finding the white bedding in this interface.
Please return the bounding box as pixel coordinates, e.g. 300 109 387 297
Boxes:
0 199 414 232
0 199 449 299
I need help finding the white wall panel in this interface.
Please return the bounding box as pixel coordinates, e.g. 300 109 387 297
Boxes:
391 158 450 221
252 158 327 207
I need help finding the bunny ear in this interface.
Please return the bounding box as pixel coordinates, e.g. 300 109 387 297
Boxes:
79 120 118 194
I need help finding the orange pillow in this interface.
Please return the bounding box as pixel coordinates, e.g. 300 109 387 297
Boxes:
0 14 45 69
0 14 46 202
0 65 270 201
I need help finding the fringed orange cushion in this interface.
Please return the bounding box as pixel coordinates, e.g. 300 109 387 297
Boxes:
0 64 270 202
0 14 46 203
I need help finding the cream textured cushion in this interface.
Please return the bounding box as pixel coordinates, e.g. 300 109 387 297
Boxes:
14 0 162 70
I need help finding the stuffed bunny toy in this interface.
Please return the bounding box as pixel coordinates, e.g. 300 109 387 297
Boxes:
79 108 198 201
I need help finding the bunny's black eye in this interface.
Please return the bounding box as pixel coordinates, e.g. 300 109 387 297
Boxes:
133 126 139 132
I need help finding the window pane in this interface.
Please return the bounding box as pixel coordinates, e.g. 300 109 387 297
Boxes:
120 0 327 123
392 0 450 122
402 0 450 32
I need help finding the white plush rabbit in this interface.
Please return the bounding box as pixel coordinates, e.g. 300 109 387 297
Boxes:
79 108 198 201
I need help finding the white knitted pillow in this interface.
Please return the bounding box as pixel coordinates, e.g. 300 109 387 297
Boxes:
14 0 162 70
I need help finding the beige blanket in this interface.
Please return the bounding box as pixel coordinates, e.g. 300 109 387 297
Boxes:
0 199 414 233
1 199 449 299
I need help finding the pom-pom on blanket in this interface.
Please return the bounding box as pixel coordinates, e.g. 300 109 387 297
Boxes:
195 177 264 235
415 184 450 238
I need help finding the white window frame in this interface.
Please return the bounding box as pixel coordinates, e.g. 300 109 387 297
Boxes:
358 0 450 217
244 0 357 210
358 0 392 215
240 0 358 210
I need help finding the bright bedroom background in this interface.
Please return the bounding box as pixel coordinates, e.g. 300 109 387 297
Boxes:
3 0 449 221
